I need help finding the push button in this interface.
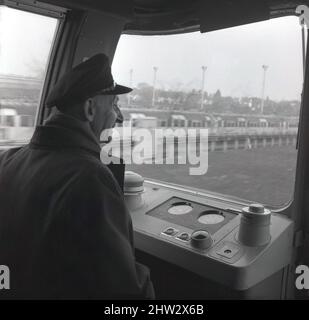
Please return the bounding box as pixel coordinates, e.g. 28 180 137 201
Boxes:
216 243 240 259
176 232 190 241
162 227 178 237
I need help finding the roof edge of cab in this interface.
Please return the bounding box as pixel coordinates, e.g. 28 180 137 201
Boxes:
4 0 309 34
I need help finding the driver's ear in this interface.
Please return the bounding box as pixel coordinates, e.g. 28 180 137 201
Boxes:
83 98 96 122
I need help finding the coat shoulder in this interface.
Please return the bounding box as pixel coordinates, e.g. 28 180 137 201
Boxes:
0 147 24 166
73 156 122 194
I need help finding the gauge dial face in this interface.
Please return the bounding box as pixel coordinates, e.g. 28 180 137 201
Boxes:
168 203 192 215
198 213 224 224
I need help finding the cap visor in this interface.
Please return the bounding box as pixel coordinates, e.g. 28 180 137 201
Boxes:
102 84 132 95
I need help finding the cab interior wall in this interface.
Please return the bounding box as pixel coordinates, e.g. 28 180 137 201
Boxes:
295 36 309 266
39 10 86 123
40 10 127 122
72 11 127 67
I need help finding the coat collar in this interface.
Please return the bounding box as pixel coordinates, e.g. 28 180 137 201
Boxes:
30 112 101 157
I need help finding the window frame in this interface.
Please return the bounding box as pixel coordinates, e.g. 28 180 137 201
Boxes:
113 14 305 213
0 1 66 134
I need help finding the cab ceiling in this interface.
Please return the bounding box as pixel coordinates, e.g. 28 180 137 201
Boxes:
38 0 309 33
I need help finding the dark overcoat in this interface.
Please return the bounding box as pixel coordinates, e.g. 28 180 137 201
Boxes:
0 113 154 299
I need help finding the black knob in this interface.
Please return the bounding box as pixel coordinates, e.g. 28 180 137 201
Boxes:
190 230 212 250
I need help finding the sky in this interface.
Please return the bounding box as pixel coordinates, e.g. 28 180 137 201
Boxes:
0 7 57 78
0 6 305 101
112 16 305 101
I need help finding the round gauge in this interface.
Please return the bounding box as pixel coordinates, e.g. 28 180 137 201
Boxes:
168 202 193 215
198 211 225 224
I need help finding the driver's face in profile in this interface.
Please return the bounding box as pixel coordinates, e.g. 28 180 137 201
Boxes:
90 94 123 142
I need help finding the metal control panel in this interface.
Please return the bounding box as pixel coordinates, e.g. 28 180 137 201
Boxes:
128 181 294 291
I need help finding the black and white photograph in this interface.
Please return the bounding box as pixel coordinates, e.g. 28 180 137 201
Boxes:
0 0 309 306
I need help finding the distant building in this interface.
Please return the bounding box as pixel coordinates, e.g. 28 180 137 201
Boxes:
0 74 42 99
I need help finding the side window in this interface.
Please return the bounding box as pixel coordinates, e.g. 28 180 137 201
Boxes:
0 6 59 144
113 16 303 207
